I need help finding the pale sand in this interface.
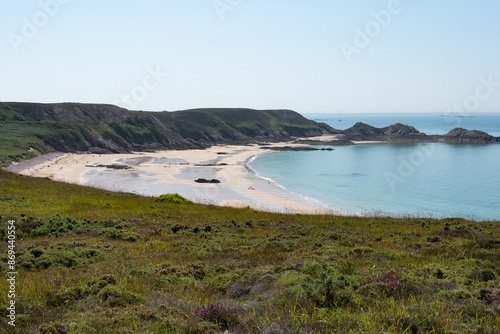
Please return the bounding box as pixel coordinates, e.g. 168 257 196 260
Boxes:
17 141 357 215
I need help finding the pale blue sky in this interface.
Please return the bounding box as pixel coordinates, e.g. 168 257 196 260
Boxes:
1 0 499 113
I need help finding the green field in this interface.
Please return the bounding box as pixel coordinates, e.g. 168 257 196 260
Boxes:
1 170 499 333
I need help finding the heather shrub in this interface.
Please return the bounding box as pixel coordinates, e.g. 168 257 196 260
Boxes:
468 269 496 282
303 272 358 307
46 286 87 306
87 274 117 294
99 226 139 241
357 281 388 299
46 274 135 307
426 235 441 243
193 303 240 330
96 285 144 307
276 270 310 287
360 272 418 298
350 246 374 257
208 272 237 292
300 261 324 276
438 289 476 301
147 261 208 279
338 259 357 275
37 323 72 334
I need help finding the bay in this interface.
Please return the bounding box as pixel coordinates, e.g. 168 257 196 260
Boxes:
250 113 500 220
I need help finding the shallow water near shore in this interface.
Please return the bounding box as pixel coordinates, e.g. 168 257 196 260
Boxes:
250 142 500 221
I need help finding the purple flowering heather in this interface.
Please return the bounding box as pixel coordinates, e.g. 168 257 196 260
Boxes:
194 303 240 329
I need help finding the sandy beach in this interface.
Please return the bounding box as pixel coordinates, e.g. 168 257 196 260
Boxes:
7 142 356 215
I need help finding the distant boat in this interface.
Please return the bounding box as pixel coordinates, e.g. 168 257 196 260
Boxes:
338 119 342 122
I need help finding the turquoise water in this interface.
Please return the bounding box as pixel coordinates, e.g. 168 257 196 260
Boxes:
250 114 500 221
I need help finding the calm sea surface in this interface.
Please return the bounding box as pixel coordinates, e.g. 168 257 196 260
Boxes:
250 113 500 220
307 112 500 136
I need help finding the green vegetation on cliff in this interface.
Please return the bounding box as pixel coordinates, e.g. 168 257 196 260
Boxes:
0 103 333 167
0 170 499 333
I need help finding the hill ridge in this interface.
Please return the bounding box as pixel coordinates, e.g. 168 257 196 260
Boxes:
0 102 334 166
1 102 498 167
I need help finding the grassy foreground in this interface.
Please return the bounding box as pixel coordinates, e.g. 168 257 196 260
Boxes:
0 170 499 333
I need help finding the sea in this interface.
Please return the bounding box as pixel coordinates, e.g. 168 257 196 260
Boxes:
249 113 500 221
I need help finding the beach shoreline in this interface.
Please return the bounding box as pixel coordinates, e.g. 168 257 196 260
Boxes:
5 140 359 216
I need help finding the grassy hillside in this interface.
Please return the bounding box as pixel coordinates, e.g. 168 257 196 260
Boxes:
0 103 333 168
0 103 195 167
153 109 335 140
0 170 499 333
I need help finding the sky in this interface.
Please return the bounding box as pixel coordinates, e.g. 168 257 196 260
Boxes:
1 0 499 114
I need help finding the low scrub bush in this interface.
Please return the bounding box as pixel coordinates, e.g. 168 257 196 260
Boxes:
303 272 358 307
46 274 143 307
156 193 192 204
360 271 418 298
5 242 102 271
24 214 101 237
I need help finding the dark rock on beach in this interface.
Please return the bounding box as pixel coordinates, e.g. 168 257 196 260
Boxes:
264 146 335 152
86 164 132 169
294 139 355 146
194 178 221 184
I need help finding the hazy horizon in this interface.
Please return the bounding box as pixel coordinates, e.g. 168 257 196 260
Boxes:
1 1 499 114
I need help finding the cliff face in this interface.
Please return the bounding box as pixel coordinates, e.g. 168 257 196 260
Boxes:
153 108 337 141
0 102 193 155
3 102 130 124
0 102 336 164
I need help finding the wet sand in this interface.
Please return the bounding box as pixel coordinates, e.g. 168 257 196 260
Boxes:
7 143 358 215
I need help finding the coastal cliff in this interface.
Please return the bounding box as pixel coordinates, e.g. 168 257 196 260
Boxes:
0 102 334 166
1 102 498 167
